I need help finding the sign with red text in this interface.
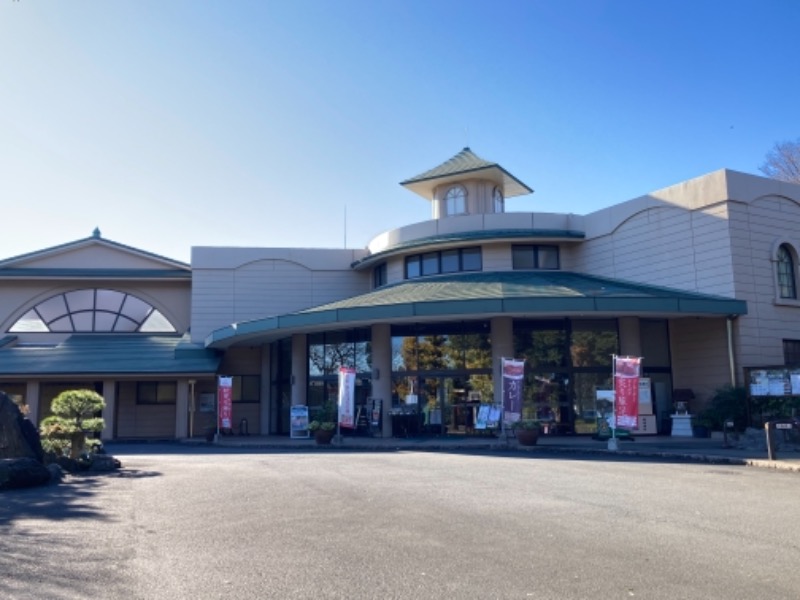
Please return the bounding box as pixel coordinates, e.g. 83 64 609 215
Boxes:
614 356 641 429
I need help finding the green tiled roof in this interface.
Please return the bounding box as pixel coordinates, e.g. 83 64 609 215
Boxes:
0 334 221 377
400 147 533 199
206 271 747 347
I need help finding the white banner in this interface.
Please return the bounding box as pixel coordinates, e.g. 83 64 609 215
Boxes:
338 367 356 428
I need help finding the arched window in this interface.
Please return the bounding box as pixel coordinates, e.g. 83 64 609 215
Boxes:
9 289 177 333
444 185 466 216
493 187 504 213
777 244 797 300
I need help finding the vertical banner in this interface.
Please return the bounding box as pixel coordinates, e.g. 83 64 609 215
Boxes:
502 358 525 425
217 376 233 431
614 356 641 429
338 367 356 428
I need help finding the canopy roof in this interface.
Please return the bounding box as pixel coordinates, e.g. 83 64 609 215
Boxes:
206 271 747 348
0 334 221 377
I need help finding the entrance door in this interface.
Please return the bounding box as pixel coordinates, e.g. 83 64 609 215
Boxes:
418 376 471 436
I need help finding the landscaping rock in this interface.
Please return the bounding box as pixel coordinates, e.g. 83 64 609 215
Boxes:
0 457 51 491
0 392 43 461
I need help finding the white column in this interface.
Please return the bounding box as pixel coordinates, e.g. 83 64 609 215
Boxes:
491 317 514 405
371 323 392 437
101 380 116 440
175 380 189 439
618 317 642 357
26 381 40 425
260 344 271 435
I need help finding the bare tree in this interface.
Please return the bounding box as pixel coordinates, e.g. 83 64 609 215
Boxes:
760 139 800 183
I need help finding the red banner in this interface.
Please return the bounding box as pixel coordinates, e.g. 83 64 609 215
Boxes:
614 357 641 429
218 376 233 430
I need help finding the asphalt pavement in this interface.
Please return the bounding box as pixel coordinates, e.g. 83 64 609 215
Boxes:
183 430 800 472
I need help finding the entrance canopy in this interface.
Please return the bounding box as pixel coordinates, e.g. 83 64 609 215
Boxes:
0 334 221 377
206 271 747 348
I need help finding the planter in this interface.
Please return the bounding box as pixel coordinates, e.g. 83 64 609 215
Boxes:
515 428 540 446
314 429 335 445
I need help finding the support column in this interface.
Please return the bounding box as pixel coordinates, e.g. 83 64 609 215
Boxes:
175 380 189 439
491 317 514 405
371 323 392 437
260 344 271 435
618 317 642 357
291 334 308 408
26 381 40 426
101 380 117 441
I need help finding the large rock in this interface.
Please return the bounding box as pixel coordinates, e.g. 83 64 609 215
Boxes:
0 457 51 490
0 392 43 462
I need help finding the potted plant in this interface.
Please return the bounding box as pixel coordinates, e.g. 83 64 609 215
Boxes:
511 419 541 446
308 420 336 444
691 414 714 438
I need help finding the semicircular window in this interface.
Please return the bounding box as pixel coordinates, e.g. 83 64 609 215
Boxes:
9 289 177 333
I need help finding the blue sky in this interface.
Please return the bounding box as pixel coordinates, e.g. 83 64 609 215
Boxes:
1 0 797 263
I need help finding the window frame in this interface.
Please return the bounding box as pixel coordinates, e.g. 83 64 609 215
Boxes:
444 185 467 216
404 247 482 279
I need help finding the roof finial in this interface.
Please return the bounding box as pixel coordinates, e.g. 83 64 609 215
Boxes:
92 227 101 238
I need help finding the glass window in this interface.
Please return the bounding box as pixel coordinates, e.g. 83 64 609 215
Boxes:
233 375 260 403
373 263 387 288
538 246 560 269
405 256 421 279
8 289 176 333
515 321 568 369
461 247 482 271
493 187 504 213
512 246 536 269
445 186 466 215
777 244 797 299
421 252 439 276
137 382 177 404
513 245 560 270
570 320 618 368
784 339 800 365
441 249 460 273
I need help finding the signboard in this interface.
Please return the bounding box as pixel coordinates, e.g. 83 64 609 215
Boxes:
338 367 356 428
290 405 310 439
638 377 653 415
502 358 525 425
217 376 233 430
614 356 641 429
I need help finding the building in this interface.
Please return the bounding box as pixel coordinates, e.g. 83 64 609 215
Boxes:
3 148 800 440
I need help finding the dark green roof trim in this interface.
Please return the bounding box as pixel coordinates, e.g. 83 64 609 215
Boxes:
351 229 585 269
0 334 222 377
0 268 191 279
206 271 747 348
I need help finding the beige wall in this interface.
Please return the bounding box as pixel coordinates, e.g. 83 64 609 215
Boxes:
191 247 370 343
116 381 177 439
669 318 731 408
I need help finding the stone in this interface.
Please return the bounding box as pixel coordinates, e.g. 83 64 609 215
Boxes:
88 454 122 471
0 392 43 461
0 457 51 491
